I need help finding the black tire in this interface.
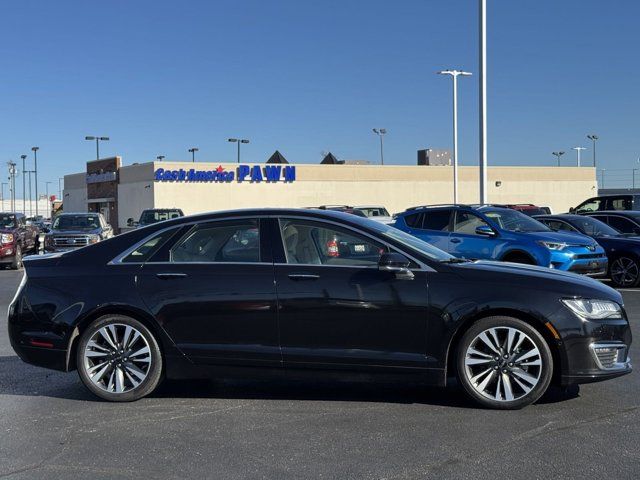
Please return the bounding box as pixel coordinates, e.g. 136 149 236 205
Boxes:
502 252 535 265
609 255 640 288
76 315 163 402
10 244 22 270
456 316 553 410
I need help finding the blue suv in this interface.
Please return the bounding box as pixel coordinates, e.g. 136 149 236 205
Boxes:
393 205 608 275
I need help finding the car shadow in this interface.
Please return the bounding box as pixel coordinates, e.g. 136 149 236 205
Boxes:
0 355 580 408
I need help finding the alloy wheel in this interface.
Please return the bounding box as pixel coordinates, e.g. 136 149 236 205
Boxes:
82 323 152 394
464 327 543 402
610 257 639 287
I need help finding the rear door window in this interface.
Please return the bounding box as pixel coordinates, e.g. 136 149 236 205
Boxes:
403 212 423 228
422 210 452 231
607 197 631 211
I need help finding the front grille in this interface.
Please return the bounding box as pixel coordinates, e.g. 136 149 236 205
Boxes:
575 253 606 259
53 235 89 247
590 343 629 370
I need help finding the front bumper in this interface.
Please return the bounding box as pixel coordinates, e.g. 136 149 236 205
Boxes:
550 250 608 275
0 244 17 263
559 315 632 385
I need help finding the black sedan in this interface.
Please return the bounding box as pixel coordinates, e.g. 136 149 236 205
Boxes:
8 209 632 409
535 214 640 288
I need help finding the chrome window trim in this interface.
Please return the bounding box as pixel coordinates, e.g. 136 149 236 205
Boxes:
109 213 435 271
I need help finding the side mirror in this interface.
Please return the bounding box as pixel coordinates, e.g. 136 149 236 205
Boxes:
569 207 576 214
126 218 134 227
378 252 414 280
475 225 496 237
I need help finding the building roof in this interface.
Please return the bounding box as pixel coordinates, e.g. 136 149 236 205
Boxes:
266 150 289 164
320 152 342 164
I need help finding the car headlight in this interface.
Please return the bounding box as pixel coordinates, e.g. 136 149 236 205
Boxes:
561 298 622 320
88 234 101 244
1 233 14 244
537 240 567 251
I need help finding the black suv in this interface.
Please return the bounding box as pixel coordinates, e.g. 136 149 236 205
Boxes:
570 194 640 214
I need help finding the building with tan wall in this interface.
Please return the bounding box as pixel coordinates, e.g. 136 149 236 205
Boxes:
63 160 597 232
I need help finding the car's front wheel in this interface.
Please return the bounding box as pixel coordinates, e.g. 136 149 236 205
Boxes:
76 315 163 402
457 316 553 409
10 244 22 270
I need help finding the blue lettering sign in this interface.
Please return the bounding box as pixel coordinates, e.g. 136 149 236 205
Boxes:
153 164 294 184
250 166 263 182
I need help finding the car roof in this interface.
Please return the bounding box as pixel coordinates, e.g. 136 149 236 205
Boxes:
586 210 640 217
400 204 514 214
534 214 583 220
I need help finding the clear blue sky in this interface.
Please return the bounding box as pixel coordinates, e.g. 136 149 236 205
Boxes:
1 0 639 191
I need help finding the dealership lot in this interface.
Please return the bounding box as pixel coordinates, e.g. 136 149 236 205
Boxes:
0 269 638 479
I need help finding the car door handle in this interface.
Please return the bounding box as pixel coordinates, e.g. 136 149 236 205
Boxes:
288 273 320 281
450 238 461 244
156 272 188 279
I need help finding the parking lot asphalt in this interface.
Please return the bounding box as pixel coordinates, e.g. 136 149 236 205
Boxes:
0 269 638 480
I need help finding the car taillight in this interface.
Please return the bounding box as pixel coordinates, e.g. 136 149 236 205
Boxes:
326 239 340 257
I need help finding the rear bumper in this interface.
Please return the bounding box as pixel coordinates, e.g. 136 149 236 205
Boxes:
10 343 68 371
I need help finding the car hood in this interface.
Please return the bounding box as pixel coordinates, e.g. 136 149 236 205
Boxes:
453 259 621 302
0 227 17 234
519 230 596 246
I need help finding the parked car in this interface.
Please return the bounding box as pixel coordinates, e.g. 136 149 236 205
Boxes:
44 213 113 252
0 212 38 269
314 205 367 217
127 208 184 228
354 205 394 224
392 205 607 275
569 194 640 214
9 209 631 408
579 211 640 236
501 204 551 216
535 213 640 288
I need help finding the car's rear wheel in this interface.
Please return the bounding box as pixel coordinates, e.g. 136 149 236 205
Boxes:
76 315 163 402
609 255 640 288
457 316 553 409
10 244 22 270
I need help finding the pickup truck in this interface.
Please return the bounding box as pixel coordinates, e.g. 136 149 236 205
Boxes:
44 212 113 252
0 212 38 269
127 208 184 228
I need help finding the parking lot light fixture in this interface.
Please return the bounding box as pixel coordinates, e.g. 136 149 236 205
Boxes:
372 128 387 165
228 138 249 163
20 155 27 215
552 151 565 166
587 134 599 168
188 148 199 162
31 147 40 217
0 182 7 212
438 70 472 204
85 136 109 162
572 147 587 167
156 155 165 162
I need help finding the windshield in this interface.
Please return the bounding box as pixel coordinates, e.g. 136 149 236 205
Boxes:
0 214 17 228
571 216 620 236
366 221 453 262
140 210 182 225
484 209 550 233
358 207 390 218
53 215 100 230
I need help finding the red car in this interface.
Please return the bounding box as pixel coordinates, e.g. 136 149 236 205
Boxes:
502 204 551 217
0 212 38 269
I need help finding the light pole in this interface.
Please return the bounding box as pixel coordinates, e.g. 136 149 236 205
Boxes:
20 154 27 214
587 134 599 167
479 0 488 204
85 136 109 162
58 177 63 201
372 129 387 165
7 161 17 212
227 139 249 163
572 147 586 167
188 148 199 162
1 182 7 212
552 151 565 166
31 146 39 217
156 155 165 162
600 169 605 189
45 181 52 217
25 170 35 216
438 69 472 204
